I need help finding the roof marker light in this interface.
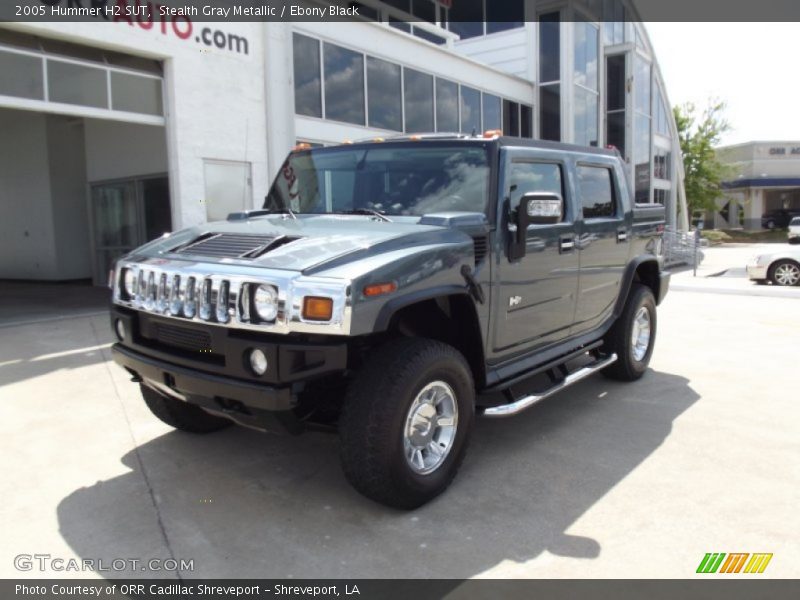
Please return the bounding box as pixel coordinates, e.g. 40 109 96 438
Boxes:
292 142 312 152
483 129 503 138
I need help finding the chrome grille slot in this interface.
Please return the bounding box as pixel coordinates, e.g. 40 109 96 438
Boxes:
216 280 231 323
168 274 182 316
184 276 197 318
199 278 213 321
152 322 211 353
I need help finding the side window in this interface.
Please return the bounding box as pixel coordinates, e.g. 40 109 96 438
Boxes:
577 165 616 219
509 161 564 219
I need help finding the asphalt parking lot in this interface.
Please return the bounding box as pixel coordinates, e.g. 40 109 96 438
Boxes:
1 245 798 579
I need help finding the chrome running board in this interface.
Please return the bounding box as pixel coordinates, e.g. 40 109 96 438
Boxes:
482 353 618 418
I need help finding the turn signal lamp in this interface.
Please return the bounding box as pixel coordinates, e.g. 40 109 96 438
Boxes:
303 296 334 321
363 282 397 297
483 129 503 138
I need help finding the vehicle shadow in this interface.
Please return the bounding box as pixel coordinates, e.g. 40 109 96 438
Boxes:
55 369 698 578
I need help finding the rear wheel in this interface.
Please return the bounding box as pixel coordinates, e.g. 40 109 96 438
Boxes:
601 284 657 381
140 384 231 433
769 260 800 286
339 338 474 509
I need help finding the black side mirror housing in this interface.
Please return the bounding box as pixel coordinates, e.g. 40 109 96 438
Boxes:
509 192 564 260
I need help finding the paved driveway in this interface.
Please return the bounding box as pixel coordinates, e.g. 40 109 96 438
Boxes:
1 258 798 578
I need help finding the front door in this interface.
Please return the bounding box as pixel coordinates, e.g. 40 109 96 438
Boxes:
90 176 172 285
492 150 579 356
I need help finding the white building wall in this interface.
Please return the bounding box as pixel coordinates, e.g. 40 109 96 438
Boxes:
452 27 532 80
46 115 91 279
0 110 59 280
83 120 167 182
7 20 269 230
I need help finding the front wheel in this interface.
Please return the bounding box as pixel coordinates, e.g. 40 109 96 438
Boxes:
601 284 657 381
769 260 800 286
339 338 475 509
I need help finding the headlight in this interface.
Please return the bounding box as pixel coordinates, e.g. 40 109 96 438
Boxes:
254 285 279 321
123 269 136 297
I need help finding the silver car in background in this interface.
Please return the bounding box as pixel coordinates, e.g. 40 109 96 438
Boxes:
748 247 800 286
789 216 800 244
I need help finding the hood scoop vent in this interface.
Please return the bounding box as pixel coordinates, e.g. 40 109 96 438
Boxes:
172 233 300 259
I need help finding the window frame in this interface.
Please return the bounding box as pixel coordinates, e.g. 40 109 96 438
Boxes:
575 162 620 220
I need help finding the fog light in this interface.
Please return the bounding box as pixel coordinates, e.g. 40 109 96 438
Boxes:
114 319 126 341
249 348 268 376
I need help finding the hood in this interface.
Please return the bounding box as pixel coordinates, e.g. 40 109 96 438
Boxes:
131 214 473 274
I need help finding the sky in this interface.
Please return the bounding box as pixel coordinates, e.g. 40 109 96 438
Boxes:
644 22 800 146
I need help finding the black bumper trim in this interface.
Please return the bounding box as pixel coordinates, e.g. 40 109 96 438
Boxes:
111 344 295 412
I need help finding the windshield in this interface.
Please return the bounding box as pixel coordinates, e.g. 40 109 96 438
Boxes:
265 144 491 217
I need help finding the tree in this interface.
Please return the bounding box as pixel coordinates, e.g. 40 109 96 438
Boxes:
673 100 732 214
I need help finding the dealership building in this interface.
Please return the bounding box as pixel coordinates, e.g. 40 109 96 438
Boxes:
0 0 687 285
714 141 800 230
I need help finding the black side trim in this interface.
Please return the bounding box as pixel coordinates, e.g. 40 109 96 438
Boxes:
373 286 470 332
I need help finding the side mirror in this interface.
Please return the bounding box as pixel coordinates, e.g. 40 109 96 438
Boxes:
509 192 563 260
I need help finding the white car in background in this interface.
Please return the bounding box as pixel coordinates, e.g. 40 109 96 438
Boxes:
747 248 800 286
789 216 800 244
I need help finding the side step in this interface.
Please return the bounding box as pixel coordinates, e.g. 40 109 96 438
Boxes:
482 353 618 418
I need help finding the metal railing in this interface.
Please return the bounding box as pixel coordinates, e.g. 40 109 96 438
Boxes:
663 228 705 268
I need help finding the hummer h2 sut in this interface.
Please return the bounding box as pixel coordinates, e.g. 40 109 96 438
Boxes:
109 134 669 508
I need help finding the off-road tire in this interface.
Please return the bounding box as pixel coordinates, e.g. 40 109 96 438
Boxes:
601 284 657 381
140 384 231 433
339 338 475 509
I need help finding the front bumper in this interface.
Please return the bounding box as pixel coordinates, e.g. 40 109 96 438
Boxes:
747 264 768 280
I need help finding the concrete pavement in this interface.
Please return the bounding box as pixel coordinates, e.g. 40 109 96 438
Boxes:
1 252 798 579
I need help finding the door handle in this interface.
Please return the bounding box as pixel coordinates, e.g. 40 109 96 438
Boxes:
617 229 628 243
560 237 575 253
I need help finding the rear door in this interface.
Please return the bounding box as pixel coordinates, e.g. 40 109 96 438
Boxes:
571 159 632 335
491 148 580 356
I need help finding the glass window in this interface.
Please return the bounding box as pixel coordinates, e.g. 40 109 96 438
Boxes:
521 105 533 138
654 148 671 180
367 57 402 131
602 0 625 45
411 0 435 23
577 166 616 218
47 60 108 108
448 1 483 40
486 2 524 34
574 87 599 147
574 22 598 91
324 43 365 125
404 68 434 133
634 113 652 203
539 12 560 83
503 100 520 137
654 85 670 137
265 145 491 216
0 50 44 100
540 85 561 141
509 162 564 213
460 85 481 134
111 72 163 116
382 0 410 12
482 93 501 131
293 34 321 118
349 2 378 20
435 78 459 132
653 188 670 206
606 54 626 155
635 56 651 115
389 18 412 33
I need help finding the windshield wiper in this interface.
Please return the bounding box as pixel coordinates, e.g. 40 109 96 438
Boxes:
341 209 392 222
